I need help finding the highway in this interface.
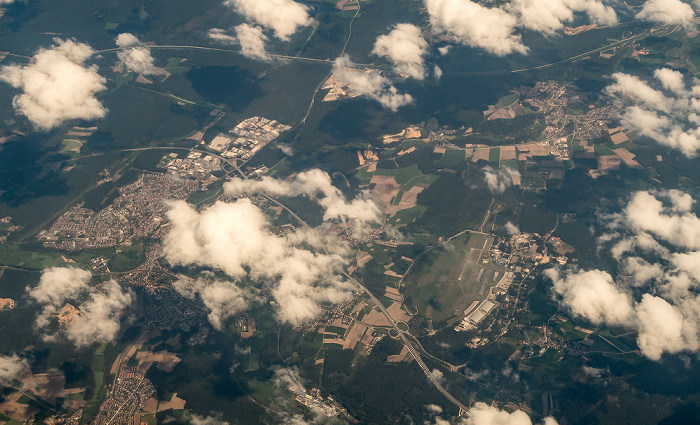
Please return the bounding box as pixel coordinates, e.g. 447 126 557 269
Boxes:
250 168 471 411
342 271 470 412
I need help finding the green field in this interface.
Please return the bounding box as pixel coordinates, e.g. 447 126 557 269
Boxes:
391 174 439 207
403 233 496 323
354 166 374 185
594 144 616 156
0 244 78 270
434 149 466 169
324 325 347 335
81 343 107 423
500 159 519 171
111 243 145 272
489 148 500 164
58 140 82 157
187 181 224 206
374 164 425 185
388 205 427 227
499 93 520 107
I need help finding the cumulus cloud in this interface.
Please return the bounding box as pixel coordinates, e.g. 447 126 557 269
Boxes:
462 403 558 425
635 0 695 28
425 0 619 56
162 199 353 325
224 0 312 40
505 221 520 235
27 267 133 347
331 56 414 111
273 366 306 393
483 166 519 194
65 281 134 347
28 267 92 305
0 354 28 386
581 365 606 377
433 65 443 79
372 24 429 80
224 169 381 237
208 25 271 61
278 143 294 156
509 0 616 35
115 33 157 75
428 368 445 385
426 404 444 415
234 23 271 61
28 267 92 328
426 403 558 425
622 190 700 251
605 68 700 157
425 0 527 56
173 277 248 330
208 28 238 44
545 268 635 326
548 190 700 360
186 413 229 425
0 39 107 130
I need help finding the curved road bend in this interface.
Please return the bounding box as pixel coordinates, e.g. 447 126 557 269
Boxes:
342 271 470 412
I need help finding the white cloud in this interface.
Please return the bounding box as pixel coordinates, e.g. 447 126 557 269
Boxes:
28 267 92 328
28 267 92 306
372 24 429 80
654 68 686 95
606 69 700 157
545 268 635 326
208 28 238 44
581 365 606 377
273 366 306 393
550 190 700 360
433 65 443 79
623 190 700 250
634 294 700 361
235 23 272 61
425 0 527 56
438 46 452 56
428 368 445 385
162 199 353 325
0 39 107 130
278 143 294 156
483 166 519 194
224 0 312 40
505 221 520 235
224 169 381 237
208 25 272 62
331 56 414 111
65 281 134 348
509 0 616 35
173 277 248 330
115 33 157 75
27 267 133 347
115 33 140 48
461 402 558 425
0 354 28 386
425 402 558 425
186 413 229 425
636 0 695 28
426 404 444 415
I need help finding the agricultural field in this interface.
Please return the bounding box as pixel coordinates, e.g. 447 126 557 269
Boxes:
434 149 466 169
0 244 78 270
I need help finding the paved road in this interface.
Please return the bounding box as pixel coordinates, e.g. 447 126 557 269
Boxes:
260 176 471 411
342 271 470 412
